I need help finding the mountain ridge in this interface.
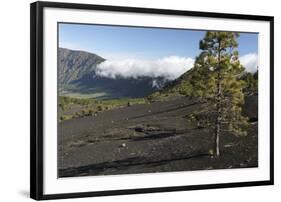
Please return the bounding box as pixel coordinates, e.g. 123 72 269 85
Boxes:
58 48 168 99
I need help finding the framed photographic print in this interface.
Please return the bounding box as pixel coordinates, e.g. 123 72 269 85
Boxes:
30 1 274 200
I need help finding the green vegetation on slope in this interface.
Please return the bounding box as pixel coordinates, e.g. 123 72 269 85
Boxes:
59 96 147 121
241 71 258 92
148 69 258 102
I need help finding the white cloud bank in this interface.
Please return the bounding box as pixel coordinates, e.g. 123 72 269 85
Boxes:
240 53 258 73
96 56 194 80
96 53 258 80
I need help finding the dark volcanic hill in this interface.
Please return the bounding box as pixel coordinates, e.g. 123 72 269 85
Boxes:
58 48 167 99
59 48 105 85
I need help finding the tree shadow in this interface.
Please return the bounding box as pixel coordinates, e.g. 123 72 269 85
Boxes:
59 152 208 177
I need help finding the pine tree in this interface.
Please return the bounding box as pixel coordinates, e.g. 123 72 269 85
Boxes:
192 31 248 157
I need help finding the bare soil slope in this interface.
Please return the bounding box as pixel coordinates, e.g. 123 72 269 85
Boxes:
58 96 258 177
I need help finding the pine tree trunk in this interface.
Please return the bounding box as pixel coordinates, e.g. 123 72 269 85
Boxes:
215 109 221 156
215 77 222 157
215 41 222 157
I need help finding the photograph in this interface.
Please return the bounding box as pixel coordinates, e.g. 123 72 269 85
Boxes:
57 23 259 178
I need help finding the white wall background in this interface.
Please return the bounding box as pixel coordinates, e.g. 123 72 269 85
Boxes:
0 0 279 201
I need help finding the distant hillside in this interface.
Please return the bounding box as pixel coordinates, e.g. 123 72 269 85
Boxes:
148 68 196 100
58 48 168 99
148 66 258 102
59 48 105 86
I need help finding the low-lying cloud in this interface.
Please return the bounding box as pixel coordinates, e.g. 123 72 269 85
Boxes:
96 56 195 80
240 53 258 73
96 53 258 80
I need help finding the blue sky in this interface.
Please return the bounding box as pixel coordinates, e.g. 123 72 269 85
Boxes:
59 23 258 60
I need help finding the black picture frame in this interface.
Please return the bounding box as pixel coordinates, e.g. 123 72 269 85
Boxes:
30 1 274 200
